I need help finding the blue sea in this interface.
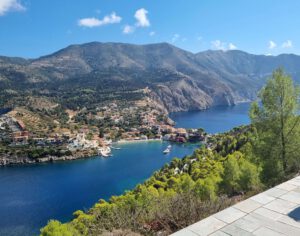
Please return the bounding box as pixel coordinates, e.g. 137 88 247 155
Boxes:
170 103 250 133
0 103 251 236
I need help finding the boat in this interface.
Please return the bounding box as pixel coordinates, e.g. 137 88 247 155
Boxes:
163 147 171 154
101 152 109 157
163 148 170 154
111 146 121 150
163 144 172 154
98 146 112 157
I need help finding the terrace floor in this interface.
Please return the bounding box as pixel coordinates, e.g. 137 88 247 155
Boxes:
171 176 300 236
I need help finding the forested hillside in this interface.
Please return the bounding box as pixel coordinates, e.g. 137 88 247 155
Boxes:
2 42 300 113
40 69 300 236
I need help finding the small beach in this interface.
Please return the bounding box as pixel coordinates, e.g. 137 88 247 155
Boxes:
116 138 162 144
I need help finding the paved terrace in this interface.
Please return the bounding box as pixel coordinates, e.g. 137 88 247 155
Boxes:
171 176 300 236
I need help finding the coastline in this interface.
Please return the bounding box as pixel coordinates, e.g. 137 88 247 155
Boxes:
116 138 162 144
0 150 98 167
0 139 165 166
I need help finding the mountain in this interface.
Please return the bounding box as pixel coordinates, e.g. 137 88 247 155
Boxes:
1 42 300 112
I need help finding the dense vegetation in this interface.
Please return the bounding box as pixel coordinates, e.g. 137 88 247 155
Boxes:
40 126 260 236
0 143 72 159
40 68 300 236
250 68 300 185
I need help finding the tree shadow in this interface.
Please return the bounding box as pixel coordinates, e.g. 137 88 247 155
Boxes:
288 207 300 221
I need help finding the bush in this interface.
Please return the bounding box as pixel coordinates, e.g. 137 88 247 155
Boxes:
40 220 79 236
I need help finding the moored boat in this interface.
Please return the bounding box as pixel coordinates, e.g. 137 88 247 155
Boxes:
163 146 171 154
98 146 112 157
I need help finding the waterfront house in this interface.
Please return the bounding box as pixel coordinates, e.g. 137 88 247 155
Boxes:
176 128 188 138
12 131 29 145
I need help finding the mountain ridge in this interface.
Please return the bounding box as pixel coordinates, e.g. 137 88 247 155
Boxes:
1 41 300 112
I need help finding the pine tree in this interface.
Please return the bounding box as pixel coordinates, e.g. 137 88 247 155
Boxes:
250 68 300 184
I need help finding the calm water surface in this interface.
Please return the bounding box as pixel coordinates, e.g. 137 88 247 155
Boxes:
170 103 251 133
0 103 251 236
0 142 198 236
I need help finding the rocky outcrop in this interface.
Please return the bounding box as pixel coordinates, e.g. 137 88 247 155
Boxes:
0 150 97 166
150 77 236 112
151 81 212 112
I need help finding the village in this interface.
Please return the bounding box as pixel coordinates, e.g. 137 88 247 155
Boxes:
0 101 207 162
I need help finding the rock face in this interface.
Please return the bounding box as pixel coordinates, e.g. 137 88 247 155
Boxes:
2 42 300 112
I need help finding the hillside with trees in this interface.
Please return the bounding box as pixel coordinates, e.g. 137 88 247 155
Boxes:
40 69 300 236
2 42 300 113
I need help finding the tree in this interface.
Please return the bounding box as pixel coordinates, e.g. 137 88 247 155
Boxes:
221 153 241 195
194 177 217 201
250 68 300 184
40 220 79 236
238 158 261 191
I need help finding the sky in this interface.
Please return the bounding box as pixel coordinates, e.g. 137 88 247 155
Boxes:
0 0 299 58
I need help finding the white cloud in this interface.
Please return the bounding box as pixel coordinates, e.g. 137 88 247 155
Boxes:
211 40 238 50
228 43 237 50
123 25 134 34
197 36 203 41
172 34 180 42
134 8 150 27
78 12 122 28
170 34 188 43
0 0 25 16
211 40 227 50
149 31 155 36
121 8 150 34
282 40 293 48
268 40 277 49
78 18 101 27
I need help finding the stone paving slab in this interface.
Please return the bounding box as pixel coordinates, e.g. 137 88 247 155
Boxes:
233 199 262 213
279 190 300 204
209 231 229 236
276 182 297 191
252 227 285 236
250 192 275 204
214 207 246 224
231 214 262 232
170 228 198 236
171 176 300 236
264 187 288 198
264 198 297 214
187 216 226 236
253 207 282 220
220 224 253 236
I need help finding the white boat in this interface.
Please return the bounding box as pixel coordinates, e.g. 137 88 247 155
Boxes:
111 146 121 150
163 147 171 154
101 152 109 157
98 146 112 157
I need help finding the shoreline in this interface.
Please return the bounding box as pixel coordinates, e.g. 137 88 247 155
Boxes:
0 150 98 167
116 138 162 144
0 139 200 167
